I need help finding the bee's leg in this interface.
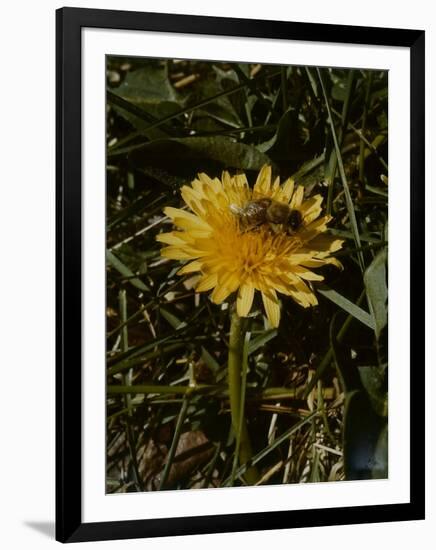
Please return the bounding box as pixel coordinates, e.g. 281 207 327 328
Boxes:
270 223 282 235
240 220 263 233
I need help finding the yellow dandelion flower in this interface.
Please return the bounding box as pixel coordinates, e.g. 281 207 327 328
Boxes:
157 165 343 327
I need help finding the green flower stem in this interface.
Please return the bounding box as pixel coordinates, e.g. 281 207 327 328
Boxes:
228 310 259 485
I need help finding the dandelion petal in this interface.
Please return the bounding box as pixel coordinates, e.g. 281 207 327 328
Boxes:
254 165 272 196
280 178 295 202
237 284 255 317
156 232 186 246
196 273 218 292
177 260 203 275
292 266 324 281
262 290 280 327
290 185 305 209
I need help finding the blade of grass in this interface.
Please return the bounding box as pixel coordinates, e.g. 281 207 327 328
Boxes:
106 250 150 292
317 379 335 444
255 460 284 485
107 384 336 401
107 332 178 366
119 290 132 411
118 289 143 491
329 228 383 243
331 108 388 172
230 63 270 109
281 66 288 113
107 304 207 368
263 87 281 126
200 442 221 488
318 285 375 330
201 346 221 374
334 241 387 258
108 342 186 376
110 215 167 251
304 66 319 98
107 90 180 137
159 307 187 330
290 142 359 182
108 384 195 396
359 71 375 182
194 123 276 138
107 304 147 339
107 192 152 230
317 68 365 272
303 289 366 398
158 397 190 489
326 70 356 214
248 329 278 355
222 411 318 486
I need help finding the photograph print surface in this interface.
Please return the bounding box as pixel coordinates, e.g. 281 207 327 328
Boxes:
105 56 388 493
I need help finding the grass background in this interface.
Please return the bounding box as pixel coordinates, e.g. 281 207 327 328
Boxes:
105 57 388 492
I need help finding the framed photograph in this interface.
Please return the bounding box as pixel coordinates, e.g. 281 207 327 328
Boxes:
56 7 425 543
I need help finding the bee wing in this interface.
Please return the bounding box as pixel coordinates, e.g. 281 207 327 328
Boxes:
237 200 269 230
245 199 270 218
229 204 244 215
231 199 270 231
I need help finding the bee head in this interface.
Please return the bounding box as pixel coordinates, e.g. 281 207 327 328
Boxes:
288 209 303 231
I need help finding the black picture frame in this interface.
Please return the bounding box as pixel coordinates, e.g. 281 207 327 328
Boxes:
56 7 425 543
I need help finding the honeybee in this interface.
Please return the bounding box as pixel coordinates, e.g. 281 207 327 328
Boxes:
230 198 303 234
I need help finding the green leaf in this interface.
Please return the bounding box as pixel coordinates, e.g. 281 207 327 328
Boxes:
113 64 180 104
318 286 374 331
160 307 187 330
343 390 386 480
130 136 271 170
309 449 321 483
106 250 149 292
111 99 182 139
110 65 184 138
200 71 243 127
248 329 278 355
364 248 388 339
357 366 388 417
372 423 388 479
257 108 298 155
331 82 347 101
201 347 221 374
